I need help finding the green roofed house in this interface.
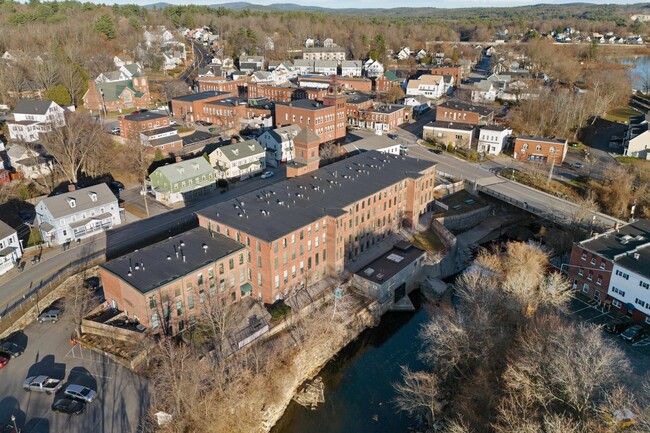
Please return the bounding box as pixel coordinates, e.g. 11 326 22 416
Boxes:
209 139 266 180
149 157 216 205
82 69 151 113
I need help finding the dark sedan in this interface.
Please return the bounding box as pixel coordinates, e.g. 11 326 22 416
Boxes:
0 341 23 358
428 148 443 154
52 398 86 415
620 325 647 343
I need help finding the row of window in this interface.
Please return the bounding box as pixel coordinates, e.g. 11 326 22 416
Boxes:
580 252 607 269
520 143 557 153
615 269 630 280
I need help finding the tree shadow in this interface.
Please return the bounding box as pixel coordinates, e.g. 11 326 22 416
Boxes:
27 353 67 381
3 329 28 351
0 396 26 430
23 417 49 433
58 366 98 397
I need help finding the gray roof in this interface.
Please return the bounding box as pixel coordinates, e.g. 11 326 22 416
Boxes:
474 80 495 91
101 227 245 294
142 126 176 136
356 243 425 285
304 47 345 53
342 61 362 68
293 60 313 67
124 111 167 122
197 151 435 242
293 127 320 144
277 99 328 111
39 184 117 219
268 125 301 143
152 157 214 184
0 220 16 240
173 91 230 102
481 125 511 132
438 101 493 117
213 139 265 162
516 136 567 145
343 135 399 153
13 100 56 116
577 219 650 280
149 135 183 147
314 60 338 68
425 121 476 132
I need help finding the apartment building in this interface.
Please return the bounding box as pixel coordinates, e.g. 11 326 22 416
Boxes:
7 100 66 143
100 227 247 334
209 139 266 180
0 220 22 276
196 149 437 304
302 47 346 63
170 91 233 123
567 219 650 323
435 101 494 126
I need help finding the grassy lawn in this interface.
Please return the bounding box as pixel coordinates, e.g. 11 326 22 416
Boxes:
174 126 195 135
616 156 650 166
604 106 641 123
412 229 443 253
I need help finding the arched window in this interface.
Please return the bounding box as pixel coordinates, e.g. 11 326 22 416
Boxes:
535 145 542 151
549 146 555 153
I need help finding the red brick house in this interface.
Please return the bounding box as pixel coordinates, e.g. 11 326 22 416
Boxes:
83 77 150 113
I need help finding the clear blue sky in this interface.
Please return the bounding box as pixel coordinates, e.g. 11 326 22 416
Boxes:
99 0 639 9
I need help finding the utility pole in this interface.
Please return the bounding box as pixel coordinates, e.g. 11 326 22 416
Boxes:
547 157 555 185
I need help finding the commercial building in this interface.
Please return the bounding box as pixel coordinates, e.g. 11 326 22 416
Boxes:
139 127 183 155
513 136 568 165
196 77 245 94
119 111 171 140
342 135 403 156
170 91 233 124
423 121 475 148
247 83 324 103
477 125 512 155
274 83 347 143
196 148 437 303
347 102 408 133
435 101 494 126
568 219 650 324
100 227 247 333
35 184 122 246
406 75 445 100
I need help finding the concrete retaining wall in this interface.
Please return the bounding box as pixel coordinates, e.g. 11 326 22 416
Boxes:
434 180 464 196
435 206 492 231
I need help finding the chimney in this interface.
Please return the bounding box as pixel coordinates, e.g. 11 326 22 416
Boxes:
67 184 76 192
175 156 182 163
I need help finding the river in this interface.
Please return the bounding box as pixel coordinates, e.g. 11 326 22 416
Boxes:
620 55 650 90
271 291 432 433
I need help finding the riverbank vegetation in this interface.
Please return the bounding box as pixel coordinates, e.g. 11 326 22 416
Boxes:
394 242 650 433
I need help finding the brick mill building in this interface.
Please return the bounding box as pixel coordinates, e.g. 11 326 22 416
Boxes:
170 91 233 124
567 219 650 324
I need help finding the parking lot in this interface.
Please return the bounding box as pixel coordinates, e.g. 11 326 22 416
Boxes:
569 295 650 388
0 317 149 432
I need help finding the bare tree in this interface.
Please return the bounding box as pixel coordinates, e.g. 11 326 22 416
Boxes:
0 63 26 99
319 141 342 164
35 61 59 90
125 138 154 217
394 366 442 426
57 62 86 106
198 288 238 358
63 275 100 338
40 112 111 184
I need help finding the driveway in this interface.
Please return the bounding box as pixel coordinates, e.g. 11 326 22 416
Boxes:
0 318 148 433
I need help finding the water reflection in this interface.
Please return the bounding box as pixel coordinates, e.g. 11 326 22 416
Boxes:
272 291 432 433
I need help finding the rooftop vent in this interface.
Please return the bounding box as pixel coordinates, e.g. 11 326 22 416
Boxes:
363 268 375 276
202 243 208 252
386 253 404 263
633 253 640 260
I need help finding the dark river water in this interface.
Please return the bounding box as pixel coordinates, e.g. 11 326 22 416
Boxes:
272 292 432 433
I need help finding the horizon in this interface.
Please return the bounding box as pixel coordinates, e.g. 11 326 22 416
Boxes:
18 0 649 10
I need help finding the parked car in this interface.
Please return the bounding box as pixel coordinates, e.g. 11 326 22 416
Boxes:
261 171 274 179
387 133 398 139
428 148 443 155
52 398 86 415
0 354 9 369
23 375 63 394
620 325 647 342
37 309 60 323
572 162 584 169
604 319 632 334
109 180 124 191
0 341 23 358
110 127 120 134
64 384 97 403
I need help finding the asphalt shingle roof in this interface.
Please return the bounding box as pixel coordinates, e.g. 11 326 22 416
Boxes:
152 157 214 185
0 220 16 240
13 100 56 116
39 184 117 219
197 151 435 242
213 139 265 162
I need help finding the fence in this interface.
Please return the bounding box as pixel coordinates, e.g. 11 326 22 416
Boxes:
0 251 104 331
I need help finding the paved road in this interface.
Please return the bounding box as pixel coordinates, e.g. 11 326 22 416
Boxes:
179 40 209 86
0 318 148 433
0 168 287 314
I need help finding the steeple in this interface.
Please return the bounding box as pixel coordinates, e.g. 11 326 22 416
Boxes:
287 127 321 178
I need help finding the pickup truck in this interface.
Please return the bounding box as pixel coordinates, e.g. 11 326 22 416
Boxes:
23 375 63 394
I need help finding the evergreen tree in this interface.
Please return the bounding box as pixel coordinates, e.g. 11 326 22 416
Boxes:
95 13 116 40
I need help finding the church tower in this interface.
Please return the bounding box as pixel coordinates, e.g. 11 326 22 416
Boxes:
287 127 321 178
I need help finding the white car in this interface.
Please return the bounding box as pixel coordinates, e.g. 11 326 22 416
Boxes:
110 127 120 134
64 384 97 403
261 171 274 179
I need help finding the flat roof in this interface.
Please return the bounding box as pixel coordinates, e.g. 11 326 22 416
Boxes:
101 227 245 294
356 242 425 285
142 126 176 136
123 111 168 122
425 121 475 132
197 151 435 242
516 136 567 145
438 101 493 116
276 99 330 111
480 125 512 132
173 91 230 102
